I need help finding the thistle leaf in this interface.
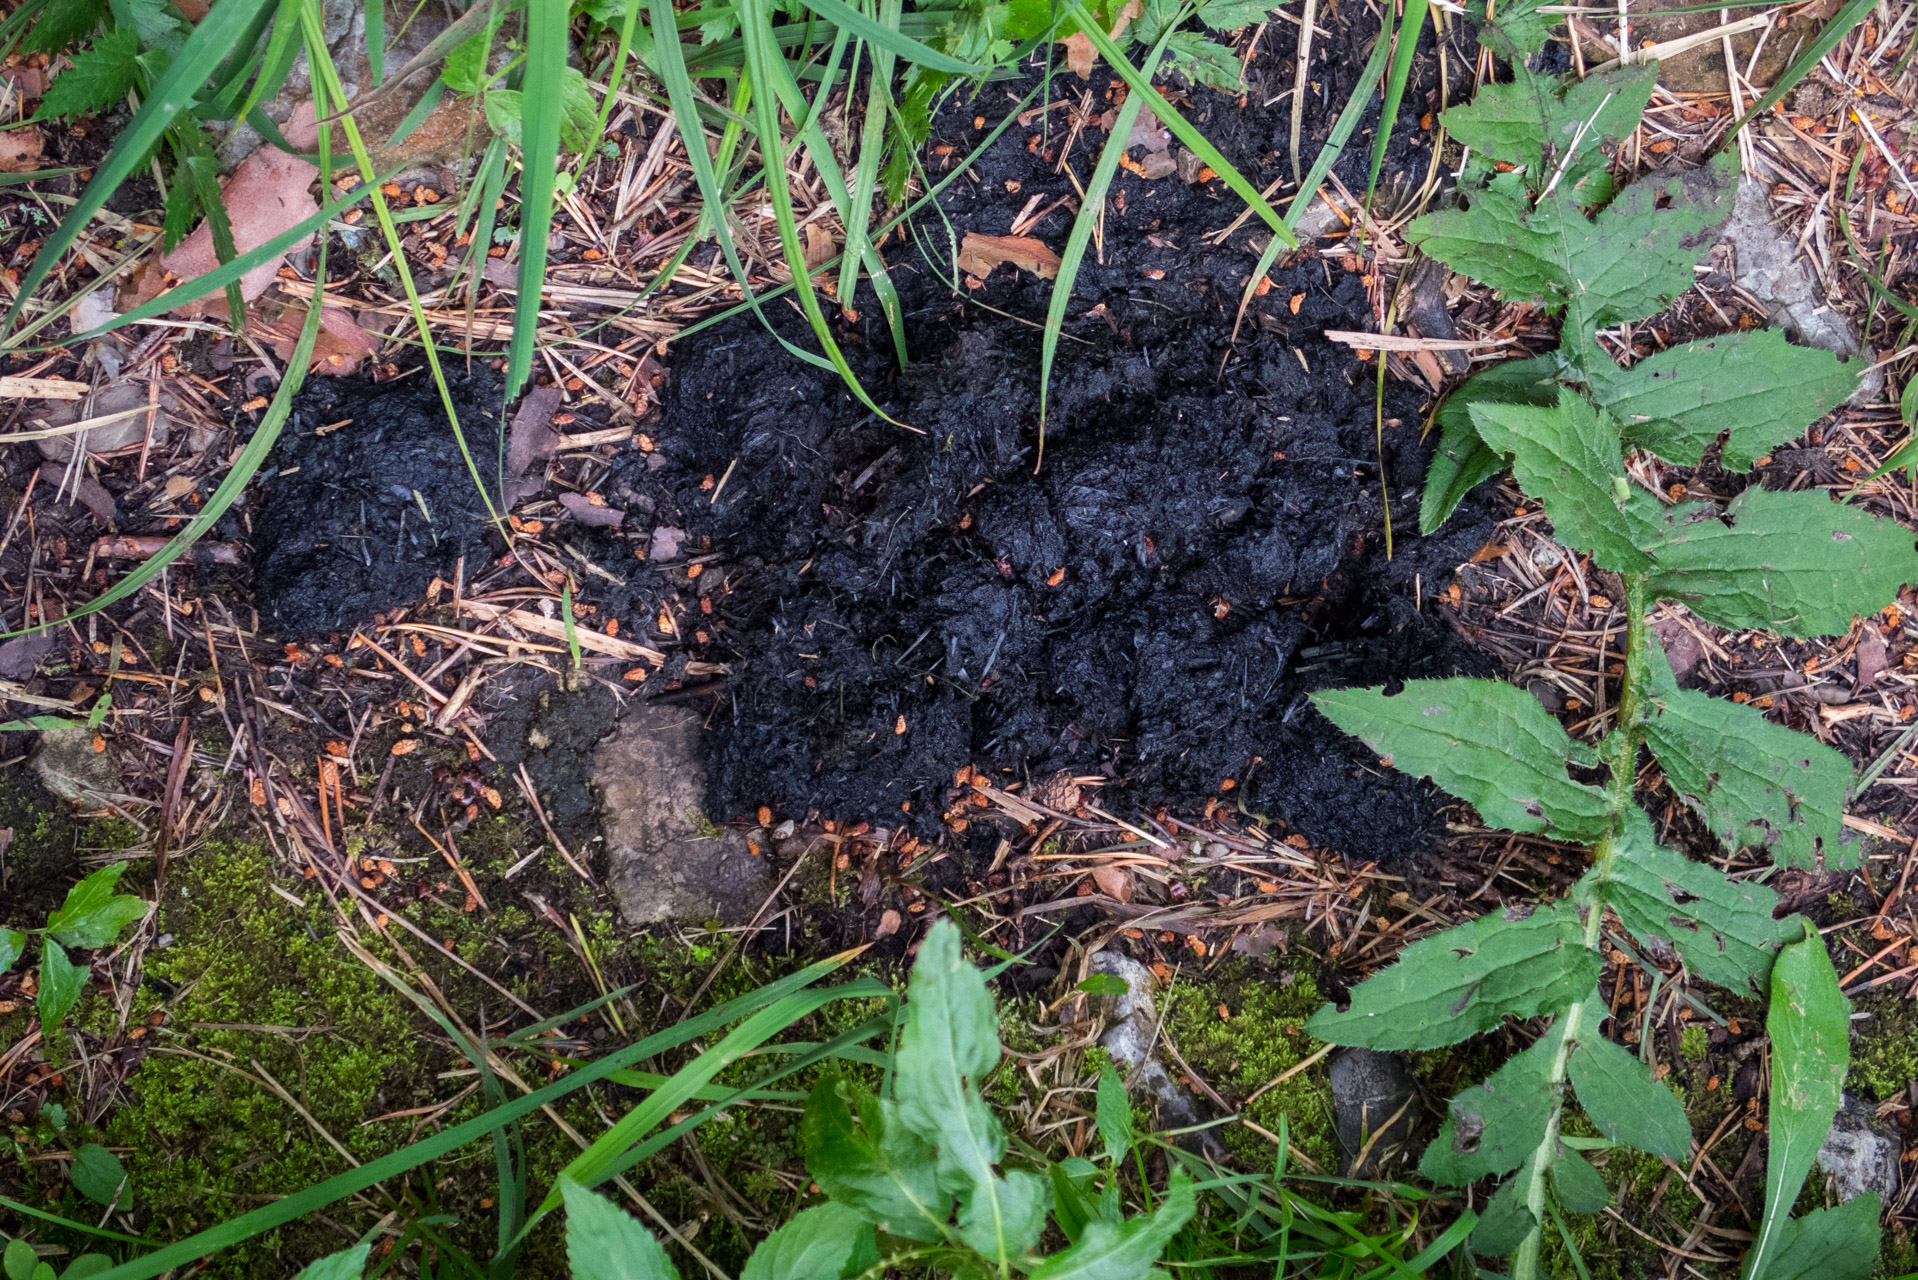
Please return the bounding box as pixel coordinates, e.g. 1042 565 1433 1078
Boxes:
1550 1145 1609 1214
1567 1030 1690 1160
1307 902 1601 1051
1312 677 1615 840
1643 486 1918 638
801 1075 951 1242
46 861 147 950
1557 153 1739 339
1027 1171 1195 1280
1421 1035 1560 1183
1590 329 1858 470
1594 807 1797 991
740 1203 877 1280
1470 1172 1538 1256
36 25 140 120
895 919 1048 1264
1640 641 1855 871
1746 923 1853 1280
1440 64 1655 202
1407 173 1569 306
1467 390 1664 571
562 1179 681 1280
1753 1195 1881 1280
1420 354 1561 535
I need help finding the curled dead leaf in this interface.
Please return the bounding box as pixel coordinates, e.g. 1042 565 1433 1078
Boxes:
1091 864 1133 903
956 232 1061 280
1060 31 1096 78
875 908 902 939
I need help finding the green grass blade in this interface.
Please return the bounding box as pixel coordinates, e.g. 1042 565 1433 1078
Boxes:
1039 23 1178 445
5 0 277 334
534 977 896 1215
648 0 842 377
1365 0 1428 204
575 0 645 176
737 0 896 420
503 0 569 401
835 0 895 308
1722 0 1874 144
1065 0 1294 246
86 952 864 1280
797 0 983 71
231 0 306 125
366 0 384 84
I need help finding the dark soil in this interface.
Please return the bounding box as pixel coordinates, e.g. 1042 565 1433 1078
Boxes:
618 35 1497 861
252 371 504 639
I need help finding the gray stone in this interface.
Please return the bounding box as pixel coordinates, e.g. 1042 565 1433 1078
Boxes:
35 380 172 462
1817 1093 1901 1203
1091 950 1223 1157
595 701 773 926
1329 1048 1420 1178
1724 177 1882 403
33 728 120 804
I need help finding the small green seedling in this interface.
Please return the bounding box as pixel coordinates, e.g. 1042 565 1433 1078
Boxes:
4 1236 112 1280
1307 4 1911 1277
0 861 149 1037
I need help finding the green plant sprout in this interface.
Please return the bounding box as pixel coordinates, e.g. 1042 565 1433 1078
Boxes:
1305 3 1914 1277
0 862 148 1038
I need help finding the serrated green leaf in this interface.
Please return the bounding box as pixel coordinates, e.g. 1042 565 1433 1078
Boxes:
1643 486 1918 639
741 1203 876 1280
1468 390 1663 571
562 1179 681 1279
123 0 186 50
1422 1036 1560 1184
801 1074 950 1242
1163 32 1241 91
1567 1031 1690 1160
442 8 507 94
1469 0 1552 58
1550 1144 1609 1214
1595 807 1795 993
1308 902 1601 1051
1754 1194 1881 1280
1591 329 1859 469
37 26 141 120
68 1144 127 1208
896 919 1048 1263
1441 65 1655 202
484 71 596 153
1746 923 1851 1280
0 929 23 974
1640 640 1855 871
27 0 108 53
1193 0 1269 29
46 861 146 949
290 1245 370 1280
1312 677 1615 840
37 940 87 1035
160 154 215 253
1470 1173 1538 1256
1420 354 1561 534
1095 1067 1132 1165
1028 1171 1194 1280
1560 153 1738 340
1409 173 1569 306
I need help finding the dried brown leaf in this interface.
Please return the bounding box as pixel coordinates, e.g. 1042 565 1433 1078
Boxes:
956 232 1061 281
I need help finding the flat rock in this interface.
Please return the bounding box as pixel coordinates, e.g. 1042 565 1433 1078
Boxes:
595 700 773 926
1818 1093 1901 1203
1329 1048 1420 1178
33 728 120 803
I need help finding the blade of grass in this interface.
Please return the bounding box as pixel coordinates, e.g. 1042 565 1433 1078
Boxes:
835 0 896 312
296 0 504 535
1365 0 1428 204
1719 0 1873 144
1233 20 1394 332
1039 21 1179 456
366 0 384 84
87 950 866 1280
532 976 896 1216
1063 0 1294 247
502 0 568 401
5 0 278 334
797 0 984 72
737 0 897 421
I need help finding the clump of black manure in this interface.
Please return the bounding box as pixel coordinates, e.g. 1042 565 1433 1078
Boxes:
253 372 503 640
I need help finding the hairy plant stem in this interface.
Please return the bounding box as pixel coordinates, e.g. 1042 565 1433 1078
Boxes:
1512 571 1649 1279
